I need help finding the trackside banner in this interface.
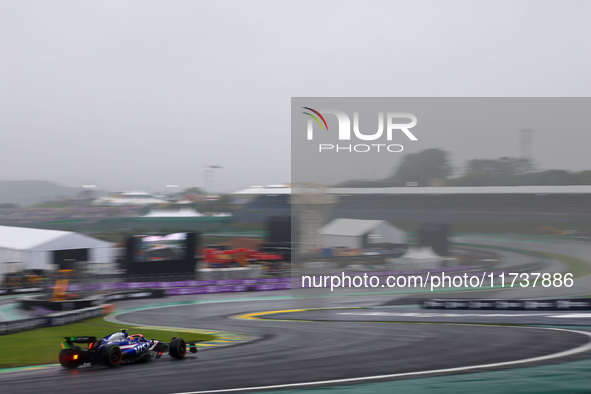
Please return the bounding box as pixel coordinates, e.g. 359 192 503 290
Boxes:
423 298 591 310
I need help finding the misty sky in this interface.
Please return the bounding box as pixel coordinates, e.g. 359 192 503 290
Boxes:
1 1 590 193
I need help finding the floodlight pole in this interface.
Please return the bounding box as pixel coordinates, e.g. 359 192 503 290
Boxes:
204 166 223 195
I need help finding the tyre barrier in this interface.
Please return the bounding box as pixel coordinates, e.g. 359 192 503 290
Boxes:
20 296 101 312
20 290 166 312
422 298 591 310
0 304 113 336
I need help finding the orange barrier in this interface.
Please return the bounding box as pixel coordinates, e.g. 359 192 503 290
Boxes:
50 279 69 301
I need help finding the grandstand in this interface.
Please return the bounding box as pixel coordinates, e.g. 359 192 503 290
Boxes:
231 185 591 225
232 185 291 222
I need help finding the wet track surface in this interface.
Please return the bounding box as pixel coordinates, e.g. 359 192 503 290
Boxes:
2 295 591 394
265 306 591 326
3 237 591 393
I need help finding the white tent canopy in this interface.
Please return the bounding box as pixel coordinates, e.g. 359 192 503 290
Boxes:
319 219 406 249
0 225 113 275
233 185 291 195
141 208 204 217
400 246 441 260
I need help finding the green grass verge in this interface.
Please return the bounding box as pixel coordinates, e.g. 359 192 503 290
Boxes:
0 316 215 369
536 251 591 279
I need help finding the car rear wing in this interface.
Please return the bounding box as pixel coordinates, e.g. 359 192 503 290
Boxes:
64 336 97 343
62 336 98 350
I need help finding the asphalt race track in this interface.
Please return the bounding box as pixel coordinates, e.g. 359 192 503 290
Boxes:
3 236 591 393
261 306 591 326
2 294 591 394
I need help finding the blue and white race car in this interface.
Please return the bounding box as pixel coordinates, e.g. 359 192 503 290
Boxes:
59 329 198 369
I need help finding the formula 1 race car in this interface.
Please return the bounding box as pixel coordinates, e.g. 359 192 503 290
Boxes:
59 329 198 369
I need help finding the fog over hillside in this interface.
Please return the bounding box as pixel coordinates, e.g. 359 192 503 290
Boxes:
0 180 83 206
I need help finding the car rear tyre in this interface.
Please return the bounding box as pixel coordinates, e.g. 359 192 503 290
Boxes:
169 338 186 359
99 344 122 367
59 349 82 369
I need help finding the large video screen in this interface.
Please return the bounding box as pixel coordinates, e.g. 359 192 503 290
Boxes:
132 232 188 262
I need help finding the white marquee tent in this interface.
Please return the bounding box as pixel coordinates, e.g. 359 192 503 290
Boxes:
0 225 113 276
400 246 441 260
319 219 406 249
141 208 204 217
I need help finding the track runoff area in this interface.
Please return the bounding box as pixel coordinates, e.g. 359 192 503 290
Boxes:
4 239 591 393
6 295 589 394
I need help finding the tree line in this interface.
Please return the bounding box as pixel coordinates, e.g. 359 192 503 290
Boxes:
336 149 591 187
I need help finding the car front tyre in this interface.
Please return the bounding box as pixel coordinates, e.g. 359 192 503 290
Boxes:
169 338 186 359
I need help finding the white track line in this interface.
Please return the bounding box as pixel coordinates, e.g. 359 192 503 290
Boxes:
169 326 591 394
